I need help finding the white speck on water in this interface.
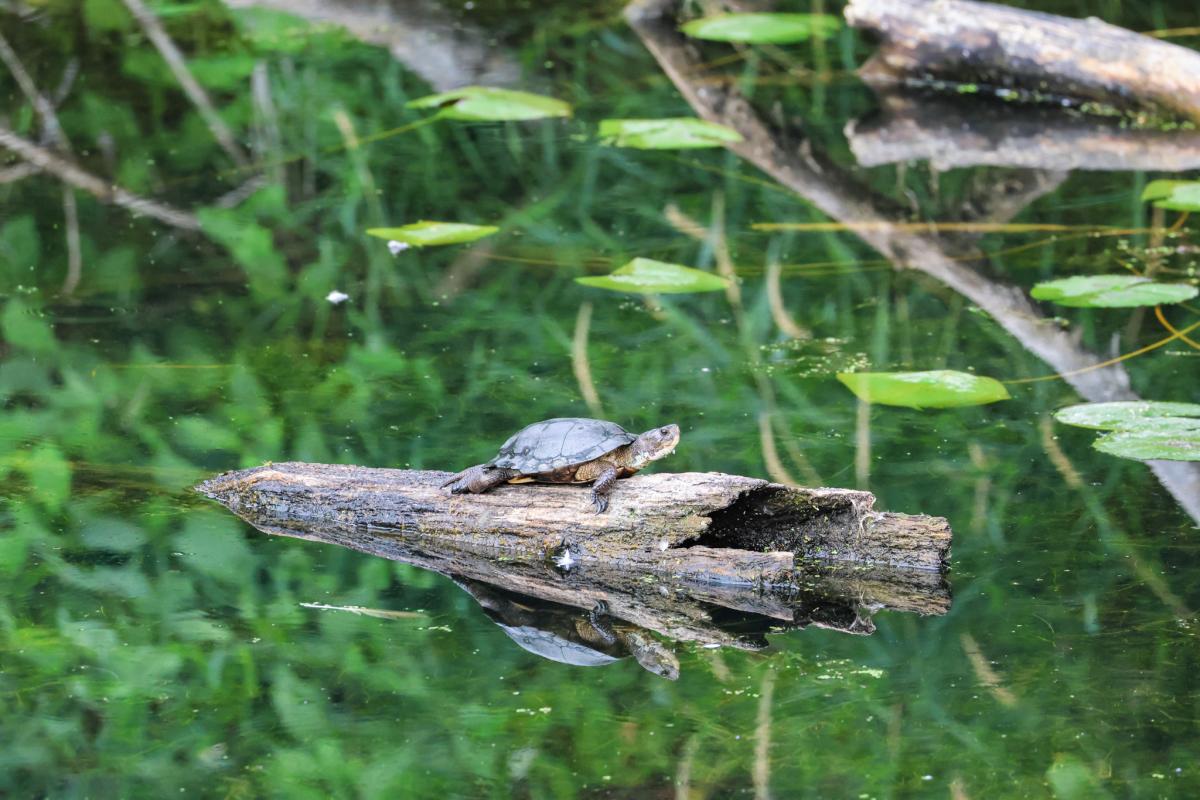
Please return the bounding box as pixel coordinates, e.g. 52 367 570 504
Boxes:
326 290 349 304
922 775 933 781
388 240 410 255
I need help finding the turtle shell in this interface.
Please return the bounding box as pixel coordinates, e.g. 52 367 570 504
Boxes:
487 418 637 474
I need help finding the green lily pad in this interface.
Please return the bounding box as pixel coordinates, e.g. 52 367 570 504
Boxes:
576 258 730 294
406 87 571 121
1030 275 1197 308
1141 179 1200 212
366 221 498 247
1094 428 1200 461
1053 401 1200 431
598 118 743 149
680 13 841 44
836 370 1011 409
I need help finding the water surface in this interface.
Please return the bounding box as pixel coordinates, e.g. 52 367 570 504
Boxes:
2 1 1199 797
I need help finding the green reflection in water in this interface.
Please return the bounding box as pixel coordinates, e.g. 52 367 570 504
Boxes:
1 1 1199 798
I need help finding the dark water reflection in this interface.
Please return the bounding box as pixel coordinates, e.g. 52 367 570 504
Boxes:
2 0 1200 797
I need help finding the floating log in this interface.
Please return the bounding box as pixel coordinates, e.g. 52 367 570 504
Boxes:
845 0 1200 123
199 467 952 662
848 91 1200 172
197 462 952 576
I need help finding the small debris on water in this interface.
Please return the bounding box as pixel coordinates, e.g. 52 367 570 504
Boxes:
326 290 349 304
388 240 411 255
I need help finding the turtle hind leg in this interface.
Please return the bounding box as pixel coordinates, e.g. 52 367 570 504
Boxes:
589 465 620 514
440 465 519 494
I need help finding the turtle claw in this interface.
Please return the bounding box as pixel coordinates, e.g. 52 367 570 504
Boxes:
590 494 609 514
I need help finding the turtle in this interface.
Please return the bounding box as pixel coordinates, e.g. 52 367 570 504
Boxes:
440 418 680 513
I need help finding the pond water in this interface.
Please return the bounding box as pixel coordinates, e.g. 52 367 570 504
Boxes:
2 1 1199 797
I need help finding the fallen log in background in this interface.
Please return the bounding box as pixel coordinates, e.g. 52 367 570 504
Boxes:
197 462 952 574
845 0 1200 123
848 91 1200 172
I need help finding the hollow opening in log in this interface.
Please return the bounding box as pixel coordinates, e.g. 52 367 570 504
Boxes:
696 485 867 556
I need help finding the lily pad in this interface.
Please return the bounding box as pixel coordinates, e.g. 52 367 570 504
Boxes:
406 87 571 121
576 258 730 294
836 370 1010 409
680 13 841 44
1053 401 1200 431
1141 179 1200 212
366 221 498 247
1094 428 1200 461
1030 275 1197 308
598 118 743 149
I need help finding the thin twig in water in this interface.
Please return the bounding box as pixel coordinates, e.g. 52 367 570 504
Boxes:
572 301 605 418
300 602 425 620
0 125 201 231
0 31 67 147
60 187 81 296
0 163 38 184
753 667 776 800
766 258 810 339
121 0 250 167
758 412 797 486
855 399 870 489
960 633 1017 706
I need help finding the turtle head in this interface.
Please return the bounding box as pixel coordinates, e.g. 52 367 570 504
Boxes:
629 424 681 468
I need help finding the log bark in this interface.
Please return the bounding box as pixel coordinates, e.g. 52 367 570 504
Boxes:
196 462 952 574
199 468 952 653
848 91 1200 172
845 0 1200 123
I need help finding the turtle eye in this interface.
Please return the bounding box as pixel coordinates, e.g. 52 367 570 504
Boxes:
659 427 671 435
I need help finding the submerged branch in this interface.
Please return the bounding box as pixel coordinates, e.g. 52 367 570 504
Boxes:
0 125 201 231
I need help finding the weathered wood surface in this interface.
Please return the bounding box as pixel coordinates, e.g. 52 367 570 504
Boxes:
848 92 1200 172
214 497 952 652
197 462 952 573
845 0 1200 122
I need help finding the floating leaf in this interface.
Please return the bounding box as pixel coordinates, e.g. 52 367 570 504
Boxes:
680 13 841 44
1093 428 1200 461
366 221 498 247
407 87 571 121
1053 401 1200 431
598 118 743 149
836 370 1010 409
1030 275 1197 308
576 258 730 294
1141 179 1200 212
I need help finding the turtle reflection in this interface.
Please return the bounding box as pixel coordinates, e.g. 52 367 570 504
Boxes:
453 577 680 680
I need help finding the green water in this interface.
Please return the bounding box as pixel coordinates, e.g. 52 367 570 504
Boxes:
3 1 1200 797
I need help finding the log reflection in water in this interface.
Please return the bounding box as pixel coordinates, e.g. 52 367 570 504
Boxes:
212 502 950 679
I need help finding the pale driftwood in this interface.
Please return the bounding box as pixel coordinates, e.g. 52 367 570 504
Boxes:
223 0 521 92
848 92 1200 172
204 482 951 654
197 462 952 573
845 0 1200 123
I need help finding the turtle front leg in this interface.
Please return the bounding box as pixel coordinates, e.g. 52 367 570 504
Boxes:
589 465 620 514
441 465 519 494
